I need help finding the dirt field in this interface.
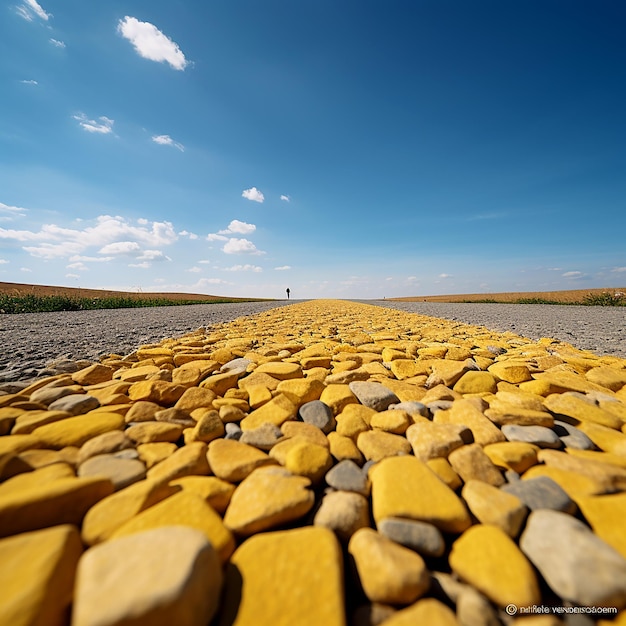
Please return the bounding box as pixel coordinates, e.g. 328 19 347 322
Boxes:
389 287 626 303
0 281 255 302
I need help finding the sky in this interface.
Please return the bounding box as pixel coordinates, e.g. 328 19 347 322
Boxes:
1 0 625 299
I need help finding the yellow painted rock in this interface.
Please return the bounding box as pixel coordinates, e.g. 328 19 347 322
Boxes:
488 361 532 383
453 371 497 394
173 386 217 411
405 422 467 461
284 439 333 484
220 527 345 626
370 409 411 435
128 380 187 405
200 371 241 396
0 476 113 538
370 455 471 533
448 443 505 486
276 377 325 407
254 361 303 380
522 465 609 498
576 492 626 558
543 393 622 429
146 441 210 483
31 412 124 449
170 476 235 514
239 394 297 430
208 439 276 482
436 399 505 445
223 466 314 536
327 432 364 465
356 430 412 462
483 441 539 473
319 384 358 416
576 421 626 455
426 457 462 490
111 490 234 563
449 524 540 608
126 421 184 443
380 598 458 626
585 366 626 391
0 524 83 626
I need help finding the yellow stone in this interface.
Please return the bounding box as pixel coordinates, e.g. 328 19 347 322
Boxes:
223 466 314 536
335 411 370 439
12 410 71 435
483 441 539 473
461 480 528 537
379 598 458 626
208 439 276 482
111 490 235 563
0 476 113 538
327 432 364 465
0 462 75 496
448 443 505 486
117 364 161 382
370 455 471 533
370 409 411 435
488 361 532 383
435 399 505 445
484 406 554 427
124 400 161 423
449 524 540 608
521 465 609 498
567 448 626 469
128 380 186 405
585 366 626 391
221 527 345 626
453 371 497 394
146 441 210 483
284 440 333 484
254 361 303 380
0 524 83 626
81 479 180 545
0 434 44 456
170 476 235 514
534 370 615 395
246 384 273 408
576 421 626 455
339 403 377 426
126 422 183 443
576 492 626 559
429 359 471 386
174 386 217 411
71 363 114 385
543 394 622 429
426 458 462 490
276 377 325 407
200 371 241 396
389 359 430 380
348 527 430 604
356 430 411 462
240 393 298 430
319 384 358 415
406 422 467 461
31 412 124 449
183 409 224 444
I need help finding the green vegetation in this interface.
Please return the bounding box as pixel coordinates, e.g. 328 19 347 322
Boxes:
462 292 625 306
0 294 262 314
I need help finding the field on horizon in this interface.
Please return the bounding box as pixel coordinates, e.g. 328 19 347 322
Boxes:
389 287 626 304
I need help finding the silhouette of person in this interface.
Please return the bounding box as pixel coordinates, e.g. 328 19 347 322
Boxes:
286 288 290 299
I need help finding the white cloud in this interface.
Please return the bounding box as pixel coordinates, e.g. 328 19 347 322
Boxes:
224 264 262 272
611 267 626 273
129 261 150 269
274 265 291 271
438 273 453 279
562 271 584 279
73 113 114 134
242 187 264 203
222 238 264 255
16 0 50 21
20 267 32 272
280 195 290 202
0 202 28 221
198 259 211 264
66 273 80 279
20 79 38 85
179 230 198 239
69 254 114 263
218 220 256 235
152 134 184 151
0 259 9 264
49 38 65 48
137 249 169 262
196 278 231 286
67 262 88 271
99 241 141 255
117 16 188 71
207 233 228 242
186 266 202 273
23 242 83 259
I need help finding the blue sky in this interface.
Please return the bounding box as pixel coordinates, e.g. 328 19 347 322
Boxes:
1 1 625 299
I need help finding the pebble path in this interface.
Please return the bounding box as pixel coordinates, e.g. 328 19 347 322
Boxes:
1 299 626 625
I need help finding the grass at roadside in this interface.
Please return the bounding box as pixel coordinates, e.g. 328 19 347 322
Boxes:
0 294 269 314
459 293 625 306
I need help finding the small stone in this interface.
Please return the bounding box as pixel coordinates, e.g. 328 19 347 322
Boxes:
461 480 528 537
488 361 532 383
281 421 329 447
377 517 445 557
325 459 370 496
453 371 497 394
239 422 284 450
78 454 147 490
370 455 471 533
502 475 576 513
552 420 596 449
436 399 505 445
314 490 370 541
379 598 458 626
585 366 626 391
220 527 345 626
47 393 101 415
146 441 210 483
576 492 626 559
183 409 224 444
501 424 562 448
336 411 370 439
73 526 222 626
356 430 412 462
284 439 333 484
577 420 626 455
299 400 335 433
0 524 83 626
208 438 276 482
124 400 161 423
223 466 314 536
155 406 195 428
320 384 359 415
327 432 365 465
169 475 235 514
77 430 134 464
426 457 462 490
239 393 297 430
348 527 430 605
370 409 411 434
126 421 184 443
543 392 622 429
276 377 325 407
389 401 429 417
522 464 609 498
482 441 539 473
173 386 217 412
199 371 241 396
520 509 626 609
136 442 177 468
32 412 124 449
450 524 540 608
128 380 187 405
348 381 400 411
111 490 235 563
448 443 505 486
71 363 114 385
254 361 303 379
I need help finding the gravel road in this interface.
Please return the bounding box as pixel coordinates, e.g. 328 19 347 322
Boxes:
0 300 624 383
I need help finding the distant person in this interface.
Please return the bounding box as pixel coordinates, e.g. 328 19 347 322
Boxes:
286 288 290 299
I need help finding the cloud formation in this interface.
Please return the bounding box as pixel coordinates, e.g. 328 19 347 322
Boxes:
0 202 28 221
223 238 264 255
152 134 184 151
274 265 291 271
16 0 50 21
20 79 38 85
242 187 264 203
218 220 256 235
117 16 189 71
280 195 290 202
49 38 65 48
73 113 114 134
225 264 262 272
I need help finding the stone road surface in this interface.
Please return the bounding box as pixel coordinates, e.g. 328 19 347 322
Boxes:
1 300 626 625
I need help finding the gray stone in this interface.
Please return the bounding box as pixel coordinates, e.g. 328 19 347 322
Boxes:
378 517 445 558
552 420 596 450
502 476 576 514
155 407 195 428
313 490 370 542
299 400 335 434
520 509 626 609
388 401 429 418
47 394 100 415
72 526 223 626
501 424 562 448
239 423 284 451
325 459 370 496
348 381 399 412
77 453 147 490
427 400 454 413
220 358 252 373
77 430 135 465
224 423 242 440
29 385 82 406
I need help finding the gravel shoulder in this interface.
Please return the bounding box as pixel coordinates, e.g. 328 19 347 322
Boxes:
1 299 624 383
